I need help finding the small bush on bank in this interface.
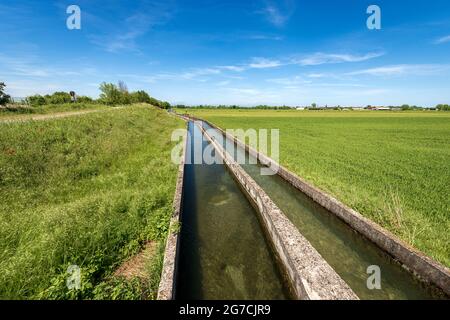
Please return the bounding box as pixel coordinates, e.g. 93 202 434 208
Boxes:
26 94 46 107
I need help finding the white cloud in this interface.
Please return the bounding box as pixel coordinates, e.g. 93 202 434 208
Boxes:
245 34 284 41
306 73 327 78
0 54 98 78
295 52 384 66
258 1 296 27
216 58 282 73
183 51 384 78
218 65 246 72
434 35 450 44
180 68 221 79
88 2 174 53
248 57 282 69
307 83 366 88
134 68 222 82
346 64 449 76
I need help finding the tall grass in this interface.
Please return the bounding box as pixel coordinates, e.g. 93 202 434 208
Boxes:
0 105 183 299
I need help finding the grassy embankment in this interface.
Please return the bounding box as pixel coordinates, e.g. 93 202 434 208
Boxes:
0 105 184 299
183 109 450 267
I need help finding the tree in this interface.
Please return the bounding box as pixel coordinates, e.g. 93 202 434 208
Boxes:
118 80 128 93
130 90 151 103
160 101 171 109
401 104 411 110
99 82 122 105
0 82 11 106
436 104 450 111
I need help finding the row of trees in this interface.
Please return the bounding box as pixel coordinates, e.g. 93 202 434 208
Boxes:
21 81 171 109
175 104 292 110
176 103 450 110
26 92 94 106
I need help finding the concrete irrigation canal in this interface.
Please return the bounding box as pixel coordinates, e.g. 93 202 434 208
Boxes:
158 117 450 300
176 122 291 299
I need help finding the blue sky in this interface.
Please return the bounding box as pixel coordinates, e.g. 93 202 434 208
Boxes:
0 0 449 106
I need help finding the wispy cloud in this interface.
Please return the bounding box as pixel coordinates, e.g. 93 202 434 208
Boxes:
88 1 175 53
258 0 296 27
346 64 450 76
248 57 282 69
214 51 383 74
295 52 384 66
306 73 327 78
0 54 97 78
124 67 222 83
245 34 284 41
119 50 386 84
434 35 450 44
218 65 246 72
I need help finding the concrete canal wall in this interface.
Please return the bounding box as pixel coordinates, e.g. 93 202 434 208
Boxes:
202 118 450 296
197 121 358 300
157 125 187 300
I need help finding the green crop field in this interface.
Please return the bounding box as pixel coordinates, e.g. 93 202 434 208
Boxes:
182 109 450 267
0 105 184 299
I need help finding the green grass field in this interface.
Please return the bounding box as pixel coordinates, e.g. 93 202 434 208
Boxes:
182 109 450 267
0 105 184 299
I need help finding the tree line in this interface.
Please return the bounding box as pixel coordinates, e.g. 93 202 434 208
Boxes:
0 81 171 109
174 103 450 111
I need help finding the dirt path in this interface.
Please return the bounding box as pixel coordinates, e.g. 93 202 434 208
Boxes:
0 109 103 124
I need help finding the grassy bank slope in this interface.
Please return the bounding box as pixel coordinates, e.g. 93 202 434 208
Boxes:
185 109 450 267
0 105 184 299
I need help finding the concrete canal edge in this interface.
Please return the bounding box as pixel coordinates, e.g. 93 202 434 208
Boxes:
202 118 450 296
157 123 187 300
197 121 359 300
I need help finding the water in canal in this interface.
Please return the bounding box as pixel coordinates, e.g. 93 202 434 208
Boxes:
176 122 290 300
202 121 444 300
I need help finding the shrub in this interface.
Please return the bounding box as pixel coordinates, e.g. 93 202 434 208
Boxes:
76 96 94 103
26 94 46 107
45 92 72 104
